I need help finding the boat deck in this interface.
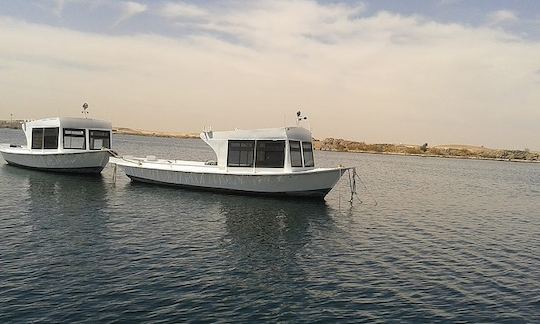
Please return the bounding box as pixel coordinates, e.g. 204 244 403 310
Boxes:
111 156 347 175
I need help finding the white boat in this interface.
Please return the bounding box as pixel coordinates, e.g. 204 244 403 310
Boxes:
111 126 351 199
0 117 113 174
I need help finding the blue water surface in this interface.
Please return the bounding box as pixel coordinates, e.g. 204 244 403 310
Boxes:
0 128 539 322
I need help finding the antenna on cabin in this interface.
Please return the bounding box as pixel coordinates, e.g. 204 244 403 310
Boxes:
296 110 307 126
82 102 89 119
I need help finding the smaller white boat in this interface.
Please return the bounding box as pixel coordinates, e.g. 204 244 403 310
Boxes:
0 117 113 174
111 125 352 199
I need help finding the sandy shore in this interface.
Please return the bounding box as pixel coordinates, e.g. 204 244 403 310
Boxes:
113 127 200 139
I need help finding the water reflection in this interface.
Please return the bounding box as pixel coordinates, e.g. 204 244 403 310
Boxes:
217 195 335 291
121 181 336 278
4 165 111 259
220 195 333 246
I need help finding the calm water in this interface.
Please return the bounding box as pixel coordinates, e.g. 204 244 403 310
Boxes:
1 128 539 322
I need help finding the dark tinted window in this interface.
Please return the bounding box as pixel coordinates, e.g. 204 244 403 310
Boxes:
64 128 86 149
302 142 314 167
43 128 59 149
256 140 285 168
290 140 302 167
31 128 44 149
31 128 58 149
89 130 111 150
228 140 255 167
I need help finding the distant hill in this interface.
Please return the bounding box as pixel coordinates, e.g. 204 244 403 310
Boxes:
314 138 539 162
113 127 199 139
0 120 23 129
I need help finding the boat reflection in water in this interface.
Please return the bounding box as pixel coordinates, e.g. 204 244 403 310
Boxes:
4 165 110 243
219 194 334 255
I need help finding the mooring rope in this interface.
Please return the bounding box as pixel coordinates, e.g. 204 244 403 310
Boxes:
346 167 378 206
104 148 120 158
104 148 142 165
104 148 141 184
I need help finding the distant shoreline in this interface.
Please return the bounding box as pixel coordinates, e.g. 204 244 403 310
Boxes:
112 127 539 163
314 138 539 163
314 146 540 164
2 121 538 163
0 120 24 129
113 127 200 139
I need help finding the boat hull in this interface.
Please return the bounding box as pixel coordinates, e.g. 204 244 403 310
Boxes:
0 150 110 174
119 164 346 199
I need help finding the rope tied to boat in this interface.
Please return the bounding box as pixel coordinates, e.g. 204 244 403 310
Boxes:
104 148 143 185
346 167 378 206
105 148 118 157
104 148 142 165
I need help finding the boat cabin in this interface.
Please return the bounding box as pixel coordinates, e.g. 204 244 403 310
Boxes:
22 117 112 152
200 127 315 172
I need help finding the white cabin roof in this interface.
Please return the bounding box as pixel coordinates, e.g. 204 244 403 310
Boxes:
24 117 112 130
201 127 312 142
199 126 314 169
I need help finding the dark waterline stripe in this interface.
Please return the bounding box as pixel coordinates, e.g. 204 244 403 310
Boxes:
127 175 331 200
5 161 104 174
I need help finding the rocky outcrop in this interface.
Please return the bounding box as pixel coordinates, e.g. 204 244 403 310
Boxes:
314 138 539 162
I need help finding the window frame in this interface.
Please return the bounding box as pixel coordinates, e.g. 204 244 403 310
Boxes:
289 140 303 167
43 128 59 149
255 140 285 168
63 128 86 150
31 127 59 150
89 130 111 150
31 128 44 149
227 140 255 167
302 141 315 167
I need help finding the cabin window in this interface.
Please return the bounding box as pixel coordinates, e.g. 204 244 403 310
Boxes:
44 128 59 149
89 130 111 150
63 128 86 150
31 128 44 149
290 140 303 167
302 142 314 167
227 140 255 167
31 127 58 149
256 140 285 168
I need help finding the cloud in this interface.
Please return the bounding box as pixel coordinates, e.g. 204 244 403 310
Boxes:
52 0 65 16
486 10 518 26
1 1 540 149
161 0 368 48
36 0 77 17
113 1 147 26
158 1 209 19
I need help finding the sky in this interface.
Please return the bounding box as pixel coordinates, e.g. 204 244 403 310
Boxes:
0 0 539 150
